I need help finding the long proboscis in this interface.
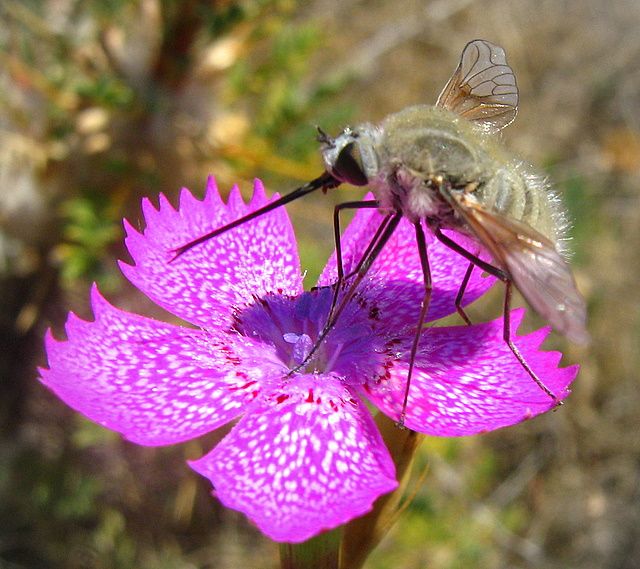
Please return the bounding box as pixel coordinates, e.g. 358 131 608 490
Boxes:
170 171 339 261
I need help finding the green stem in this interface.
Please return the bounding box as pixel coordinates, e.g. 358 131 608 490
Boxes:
341 413 424 569
280 528 342 569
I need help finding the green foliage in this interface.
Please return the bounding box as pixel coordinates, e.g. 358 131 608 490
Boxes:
368 440 523 569
58 194 121 289
74 75 134 108
72 417 120 449
225 19 354 165
1 444 101 566
203 2 247 37
560 175 597 255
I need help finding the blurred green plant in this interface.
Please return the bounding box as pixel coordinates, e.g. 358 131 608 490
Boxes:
57 195 122 289
367 440 531 569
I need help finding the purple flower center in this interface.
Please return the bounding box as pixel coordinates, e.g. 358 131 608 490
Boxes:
283 333 314 365
232 287 387 380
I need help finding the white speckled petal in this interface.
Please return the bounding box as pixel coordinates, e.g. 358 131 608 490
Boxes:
318 195 496 329
40 285 274 445
362 309 578 435
189 375 397 543
120 177 303 329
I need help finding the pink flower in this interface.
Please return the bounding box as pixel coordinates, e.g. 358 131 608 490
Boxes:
40 177 577 542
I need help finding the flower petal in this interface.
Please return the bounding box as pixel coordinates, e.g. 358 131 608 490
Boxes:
362 309 577 436
189 375 397 543
40 285 271 445
318 196 496 328
120 177 303 328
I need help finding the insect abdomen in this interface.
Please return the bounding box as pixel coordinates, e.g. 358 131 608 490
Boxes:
478 163 560 243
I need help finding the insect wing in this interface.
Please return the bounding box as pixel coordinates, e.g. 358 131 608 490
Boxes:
453 197 589 344
436 39 519 132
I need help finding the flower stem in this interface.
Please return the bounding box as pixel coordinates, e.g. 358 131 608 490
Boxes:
340 413 423 569
279 528 342 569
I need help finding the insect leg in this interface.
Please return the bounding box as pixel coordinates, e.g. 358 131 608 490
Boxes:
434 228 559 403
433 229 508 280
503 281 560 404
343 212 394 282
323 210 402 332
290 211 403 374
326 200 382 324
454 262 475 326
399 221 432 427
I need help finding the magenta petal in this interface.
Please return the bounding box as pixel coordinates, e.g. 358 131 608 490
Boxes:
40 286 267 445
363 309 577 436
318 196 496 327
120 177 303 328
189 375 397 543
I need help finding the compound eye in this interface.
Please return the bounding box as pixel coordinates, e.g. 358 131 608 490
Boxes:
332 143 368 186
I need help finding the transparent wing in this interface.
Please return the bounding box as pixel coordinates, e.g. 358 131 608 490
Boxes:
436 39 519 133
451 195 589 344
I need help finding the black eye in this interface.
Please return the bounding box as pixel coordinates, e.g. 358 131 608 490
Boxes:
332 143 368 186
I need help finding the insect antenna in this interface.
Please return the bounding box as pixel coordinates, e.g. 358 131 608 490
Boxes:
170 171 340 261
315 126 334 146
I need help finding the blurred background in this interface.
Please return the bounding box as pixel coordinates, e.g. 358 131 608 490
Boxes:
1 1 639 567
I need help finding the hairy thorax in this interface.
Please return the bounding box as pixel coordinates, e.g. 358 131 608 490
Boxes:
372 106 494 224
369 105 561 243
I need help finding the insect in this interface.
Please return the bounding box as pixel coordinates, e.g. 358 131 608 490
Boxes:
173 39 588 422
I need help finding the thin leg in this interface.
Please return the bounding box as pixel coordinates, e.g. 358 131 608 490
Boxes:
326 200 385 324
333 200 381 282
291 211 403 374
343 214 393 282
399 221 432 427
503 281 560 404
455 262 474 326
434 228 558 403
434 228 508 281
325 211 402 332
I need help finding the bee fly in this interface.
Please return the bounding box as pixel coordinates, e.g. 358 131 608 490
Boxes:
172 39 588 423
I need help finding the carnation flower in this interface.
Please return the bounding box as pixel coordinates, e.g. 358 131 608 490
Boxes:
40 177 577 543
